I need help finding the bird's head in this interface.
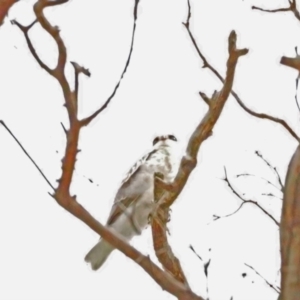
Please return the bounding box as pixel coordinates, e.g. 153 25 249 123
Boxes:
152 134 177 148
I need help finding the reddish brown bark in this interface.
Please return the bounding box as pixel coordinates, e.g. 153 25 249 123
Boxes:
0 0 17 25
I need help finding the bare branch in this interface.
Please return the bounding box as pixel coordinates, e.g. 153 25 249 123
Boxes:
60 122 67 135
189 245 211 299
152 175 190 288
181 0 300 142
157 20 248 208
199 91 212 107
252 0 300 22
70 61 91 99
80 0 140 126
11 19 53 75
252 6 291 14
281 55 300 72
0 120 55 191
215 167 280 226
236 173 282 193
280 144 300 298
255 151 284 192
261 192 282 200
12 1 207 299
189 245 203 261
150 0 247 287
244 263 281 294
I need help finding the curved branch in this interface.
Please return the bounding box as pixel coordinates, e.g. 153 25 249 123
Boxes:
151 0 248 288
252 0 300 22
9 1 205 299
182 0 300 142
80 0 140 126
215 167 280 226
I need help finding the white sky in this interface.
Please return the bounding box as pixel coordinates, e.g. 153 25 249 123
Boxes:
0 0 298 299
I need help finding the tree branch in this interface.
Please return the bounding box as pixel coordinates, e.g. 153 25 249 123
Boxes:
152 174 190 288
252 0 300 22
150 0 247 288
9 1 205 299
155 2 248 208
279 144 300 300
80 0 140 126
255 150 284 192
0 120 55 191
214 167 280 226
181 0 300 143
11 19 53 75
244 263 280 294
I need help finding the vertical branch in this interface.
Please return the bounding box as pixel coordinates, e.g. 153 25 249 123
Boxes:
150 0 247 289
279 144 300 300
152 174 190 287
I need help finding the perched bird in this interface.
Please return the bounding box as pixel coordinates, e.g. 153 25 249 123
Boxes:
85 134 178 270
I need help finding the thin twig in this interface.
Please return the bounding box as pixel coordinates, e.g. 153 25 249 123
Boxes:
252 0 300 22
80 0 140 126
182 0 300 143
255 151 284 192
0 120 55 190
60 122 67 135
244 263 281 294
252 6 290 14
149 0 247 291
294 47 300 114
11 1 205 299
189 245 203 261
236 173 282 192
217 167 279 226
11 19 52 74
70 61 91 99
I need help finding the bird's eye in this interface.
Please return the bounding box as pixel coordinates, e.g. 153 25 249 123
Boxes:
168 135 177 141
153 137 160 145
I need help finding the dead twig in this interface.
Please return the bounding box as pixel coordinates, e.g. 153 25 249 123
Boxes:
255 151 284 192
80 0 140 126
181 0 300 143
214 167 280 226
244 263 280 294
10 1 204 299
252 0 300 22
150 0 247 290
0 120 55 191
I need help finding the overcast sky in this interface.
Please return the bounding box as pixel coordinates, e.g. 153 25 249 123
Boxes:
0 0 298 299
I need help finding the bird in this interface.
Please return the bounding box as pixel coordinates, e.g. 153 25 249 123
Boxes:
84 134 179 270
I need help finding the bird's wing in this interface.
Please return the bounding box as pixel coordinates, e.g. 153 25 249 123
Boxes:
106 195 140 226
106 149 157 226
120 149 156 186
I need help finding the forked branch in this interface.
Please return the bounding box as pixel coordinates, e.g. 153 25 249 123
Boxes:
150 0 248 288
7 1 204 299
252 0 300 22
213 167 280 226
182 0 300 143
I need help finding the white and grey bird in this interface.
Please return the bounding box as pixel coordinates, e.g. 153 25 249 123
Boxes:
84 134 179 270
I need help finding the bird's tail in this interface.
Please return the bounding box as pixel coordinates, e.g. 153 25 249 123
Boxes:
85 239 114 270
